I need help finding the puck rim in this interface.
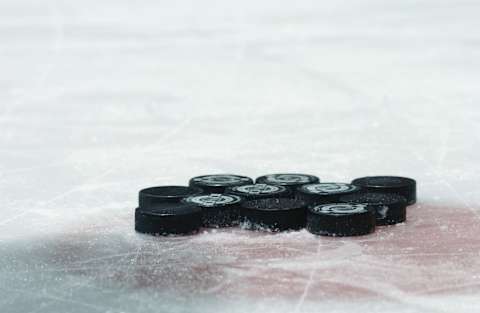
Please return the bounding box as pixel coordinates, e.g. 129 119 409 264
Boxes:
136 202 202 217
134 202 203 235
351 176 416 188
241 197 308 212
339 192 408 206
139 185 203 200
306 203 376 237
240 198 308 231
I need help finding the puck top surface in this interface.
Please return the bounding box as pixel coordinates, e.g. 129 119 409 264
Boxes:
299 183 360 195
189 174 253 187
241 198 307 211
183 194 242 208
228 183 288 196
309 203 370 216
255 173 319 186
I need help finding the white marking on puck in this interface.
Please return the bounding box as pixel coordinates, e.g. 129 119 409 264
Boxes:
234 184 282 194
193 175 250 184
187 194 241 207
303 183 357 194
264 174 313 184
311 203 368 214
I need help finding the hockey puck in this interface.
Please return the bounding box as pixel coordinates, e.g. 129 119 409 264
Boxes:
240 198 307 231
306 203 375 237
297 183 361 205
255 173 320 196
183 193 242 228
339 192 407 225
139 186 203 208
189 174 253 193
351 176 417 205
226 183 290 200
135 203 202 235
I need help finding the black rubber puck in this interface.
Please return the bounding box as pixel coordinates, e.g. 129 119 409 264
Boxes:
189 174 253 193
306 203 375 237
255 173 320 196
226 183 290 200
351 176 417 205
135 203 202 235
183 193 242 228
139 186 203 208
339 192 407 225
240 198 307 231
297 183 361 205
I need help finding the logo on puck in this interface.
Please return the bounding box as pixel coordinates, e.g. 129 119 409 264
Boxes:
311 204 368 215
234 184 283 195
264 174 313 184
303 183 358 194
193 175 251 185
186 194 241 207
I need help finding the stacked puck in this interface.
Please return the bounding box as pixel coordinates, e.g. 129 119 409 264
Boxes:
134 173 417 237
135 186 203 235
307 203 376 236
339 192 407 226
296 183 361 205
256 173 319 197
241 198 307 231
351 176 416 205
189 174 253 193
227 183 291 200
183 193 242 228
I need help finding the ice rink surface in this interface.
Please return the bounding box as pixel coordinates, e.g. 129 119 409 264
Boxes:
1 0 480 312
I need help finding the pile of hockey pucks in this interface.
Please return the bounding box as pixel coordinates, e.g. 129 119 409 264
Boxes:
134 174 416 237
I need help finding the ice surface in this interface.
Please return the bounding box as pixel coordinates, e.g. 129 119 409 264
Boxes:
1 0 480 312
